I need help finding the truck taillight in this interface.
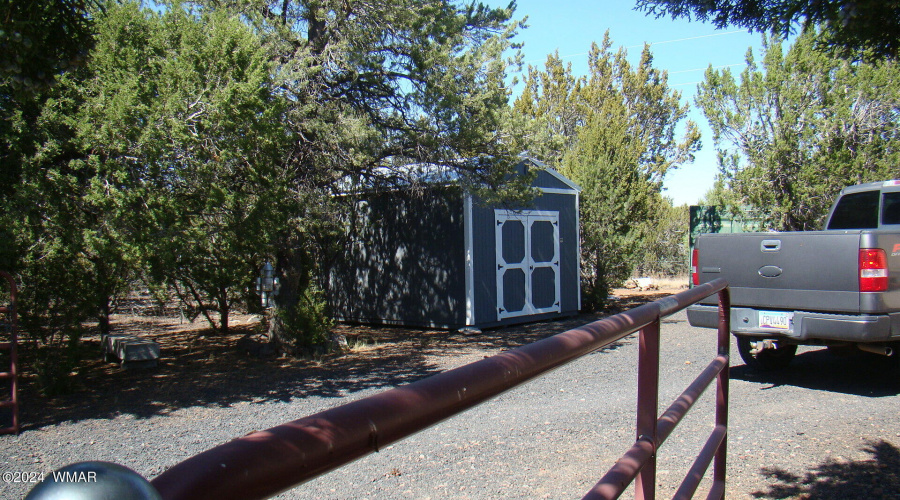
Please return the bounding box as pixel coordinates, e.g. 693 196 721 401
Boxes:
859 248 888 292
691 248 699 286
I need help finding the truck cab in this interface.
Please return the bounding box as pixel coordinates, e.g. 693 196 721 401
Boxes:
826 180 900 230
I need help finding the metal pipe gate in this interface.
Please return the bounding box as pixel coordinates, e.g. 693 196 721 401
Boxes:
147 279 730 500
0 271 19 435
586 281 730 500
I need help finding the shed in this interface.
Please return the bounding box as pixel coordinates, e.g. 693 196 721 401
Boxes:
327 158 581 329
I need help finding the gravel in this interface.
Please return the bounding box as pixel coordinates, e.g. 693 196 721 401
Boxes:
2 308 900 499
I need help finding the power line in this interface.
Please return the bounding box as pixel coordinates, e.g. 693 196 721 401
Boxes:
671 81 703 88
626 29 748 49
669 63 745 75
525 29 749 65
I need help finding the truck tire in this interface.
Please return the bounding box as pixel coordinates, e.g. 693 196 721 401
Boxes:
736 336 797 371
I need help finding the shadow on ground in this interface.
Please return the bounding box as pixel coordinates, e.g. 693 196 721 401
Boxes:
13 295 657 432
751 439 900 499
17 321 447 430
730 348 900 397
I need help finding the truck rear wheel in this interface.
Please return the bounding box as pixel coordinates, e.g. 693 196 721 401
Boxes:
736 336 797 371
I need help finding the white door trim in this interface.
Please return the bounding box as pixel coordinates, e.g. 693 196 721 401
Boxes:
495 209 561 320
464 194 475 326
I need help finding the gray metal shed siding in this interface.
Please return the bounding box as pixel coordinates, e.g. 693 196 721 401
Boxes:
533 170 575 192
328 188 466 328
328 160 580 329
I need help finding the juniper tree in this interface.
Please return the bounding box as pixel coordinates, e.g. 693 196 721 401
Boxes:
696 29 900 230
514 34 699 308
636 0 900 61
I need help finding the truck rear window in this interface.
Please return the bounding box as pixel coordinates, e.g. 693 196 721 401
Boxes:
882 192 900 225
828 190 879 229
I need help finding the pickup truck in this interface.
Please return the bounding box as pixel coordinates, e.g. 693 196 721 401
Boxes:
688 180 900 370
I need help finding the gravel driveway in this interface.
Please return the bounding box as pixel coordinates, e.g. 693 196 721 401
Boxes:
2 304 899 499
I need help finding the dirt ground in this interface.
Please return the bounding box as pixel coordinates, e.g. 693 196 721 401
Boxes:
11 281 686 430
8 279 900 500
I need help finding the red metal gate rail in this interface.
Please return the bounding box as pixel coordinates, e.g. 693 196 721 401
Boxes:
587 280 730 500
0 271 19 435
146 278 730 500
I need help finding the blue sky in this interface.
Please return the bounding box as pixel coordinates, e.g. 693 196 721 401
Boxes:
491 1 767 206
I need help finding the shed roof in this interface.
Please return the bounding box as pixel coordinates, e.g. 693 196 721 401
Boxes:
338 156 580 194
518 158 582 193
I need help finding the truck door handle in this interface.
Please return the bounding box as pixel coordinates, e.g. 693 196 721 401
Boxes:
761 239 781 252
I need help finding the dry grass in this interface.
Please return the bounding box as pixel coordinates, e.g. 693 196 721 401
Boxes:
616 275 690 298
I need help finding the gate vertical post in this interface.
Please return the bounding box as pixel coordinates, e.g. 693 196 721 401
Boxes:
635 317 660 500
0 272 18 435
712 288 731 498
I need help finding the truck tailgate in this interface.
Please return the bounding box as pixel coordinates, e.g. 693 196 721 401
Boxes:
696 231 862 313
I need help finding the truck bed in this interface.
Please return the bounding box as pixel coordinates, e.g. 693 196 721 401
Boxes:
695 230 900 315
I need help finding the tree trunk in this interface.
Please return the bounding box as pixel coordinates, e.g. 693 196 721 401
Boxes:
98 295 111 336
217 287 230 334
267 244 311 355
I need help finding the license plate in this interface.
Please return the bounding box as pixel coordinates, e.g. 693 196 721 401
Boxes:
759 310 792 330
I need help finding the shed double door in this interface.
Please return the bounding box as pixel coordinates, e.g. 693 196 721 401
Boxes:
495 210 561 320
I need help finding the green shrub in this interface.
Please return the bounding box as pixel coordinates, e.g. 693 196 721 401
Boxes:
274 284 334 355
30 332 82 396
